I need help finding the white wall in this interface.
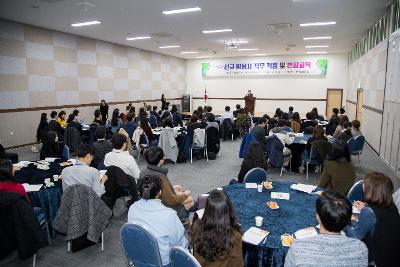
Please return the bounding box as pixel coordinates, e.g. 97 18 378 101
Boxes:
186 54 348 117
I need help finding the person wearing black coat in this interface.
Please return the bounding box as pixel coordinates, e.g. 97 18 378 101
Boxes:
48 111 64 139
0 191 47 260
101 165 139 209
237 143 268 183
100 100 109 123
40 131 60 160
36 113 49 143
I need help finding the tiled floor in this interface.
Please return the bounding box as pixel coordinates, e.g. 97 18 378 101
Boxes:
2 140 399 267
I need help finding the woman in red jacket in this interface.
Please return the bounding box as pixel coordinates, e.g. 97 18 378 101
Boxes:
0 159 29 202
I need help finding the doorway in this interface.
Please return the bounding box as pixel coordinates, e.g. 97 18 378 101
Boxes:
356 89 363 123
326 89 343 118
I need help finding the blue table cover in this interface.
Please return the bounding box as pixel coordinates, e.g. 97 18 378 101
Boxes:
223 181 319 267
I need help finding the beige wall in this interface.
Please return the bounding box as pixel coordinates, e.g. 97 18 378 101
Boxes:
0 19 186 147
346 39 388 152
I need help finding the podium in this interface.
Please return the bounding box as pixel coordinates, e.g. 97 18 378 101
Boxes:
244 95 256 115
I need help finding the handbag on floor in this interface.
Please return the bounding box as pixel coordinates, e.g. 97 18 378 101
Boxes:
112 196 132 217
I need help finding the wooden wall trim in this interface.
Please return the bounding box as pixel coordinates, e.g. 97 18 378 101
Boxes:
0 98 183 113
346 99 357 105
346 100 383 115
192 97 326 101
6 142 38 150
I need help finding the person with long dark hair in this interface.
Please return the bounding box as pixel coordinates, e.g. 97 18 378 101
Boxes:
290 112 301 133
346 172 400 267
170 105 183 127
237 143 268 182
128 175 188 267
100 100 109 123
318 142 355 195
336 121 353 144
93 109 104 125
39 131 60 160
110 108 122 134
140 116 154 144
193 190 243 267
56 110 67 127
0 159 30 202
36 112 49 143
333 115 349 138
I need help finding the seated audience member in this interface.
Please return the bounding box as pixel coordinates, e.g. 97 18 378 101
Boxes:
66 113 83 133
241 107 253 134
351 120 362 138
319 142 355 195
193 190 243 267
151 106 161 124
394 188 400 213
56 110 67 128
61 144 108 197
104 134 140 179
220 106 234 124
110 108 122 134
128 175 188 266
268 120 293 161
326 108 340 135
40 131 60 160
197 106 204 120
305 125 327 154
140 117 155 145
206 114 219 130
91 126 113 168
262 114 271 135
336 121 353 144
140 147 193 219
290 112 301 133
36 112 49 144
346 172 400 267
300 112 318 132
203 106 213 122
339 107 346 118
93 109 104 125
170 105 183 127
284 191 368 267
288 106 294 120
269 119 292 136
312 107 324 121
233 104 241 117
281 113 292 128
0 144 19 164
120 112 127 125
187 114 207 137
333 115 350 138
250 117 267 146
123 113 138 139
0 159 30 202
237 143 268 183
274 108 283 119
49 111 65 138
266 117 277 135
235 108 244 130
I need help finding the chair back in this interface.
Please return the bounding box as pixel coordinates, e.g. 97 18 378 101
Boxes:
193 128 206 148
347 180 365 202
352 135 365 155
149 115 158 129
120 223 163 267
243 167 267 184
307 145 321 164
62 145 70 160
347 138 355 154
170 246 201 267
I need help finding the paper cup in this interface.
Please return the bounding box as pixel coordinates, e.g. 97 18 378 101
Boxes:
255 216 263 227
257 184 263 192
44 178 51 184
216 187 223 191
53 175 59 181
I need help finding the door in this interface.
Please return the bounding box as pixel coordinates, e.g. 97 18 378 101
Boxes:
356 89 363 123
326 89 343 118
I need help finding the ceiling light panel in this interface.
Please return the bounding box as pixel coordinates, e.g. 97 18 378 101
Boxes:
126 36 151 41
159 45 180 49
162 7 201 15
202 29 232 34
307 51 328 54
71 20 101 27
300 22 336 27
303 36 332 40
305 45 329 48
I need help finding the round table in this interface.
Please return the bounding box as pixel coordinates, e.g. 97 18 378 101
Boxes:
223 181 319 267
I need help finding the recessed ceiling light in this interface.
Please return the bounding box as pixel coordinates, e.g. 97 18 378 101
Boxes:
181 51 199 54
250 53 267 56
202 29 232 34
305 45 329 48
303 36 332 40
300 22 336 27
225 40 248 44
238 48 259 51
71 20 101 27
126 36 151 41
307 51 328 54
196 56 211 59
162 7 201 15
159 45 180 49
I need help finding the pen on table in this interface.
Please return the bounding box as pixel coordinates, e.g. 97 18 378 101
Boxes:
262 236 267 245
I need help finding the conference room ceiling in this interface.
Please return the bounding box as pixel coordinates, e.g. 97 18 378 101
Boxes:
0 0 392 59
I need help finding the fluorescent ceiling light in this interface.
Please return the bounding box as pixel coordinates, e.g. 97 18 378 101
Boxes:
250 53 267 56
196 56 211 59
300 21 336 27
238 48 259 51
307 51 328 54
162 7 201 15
303 36 332 40
225 40 248 44
159 45 180 49
305 45 329 48
202 29 232 34
126 36 151 41
181 51 199 54
71 20 101 27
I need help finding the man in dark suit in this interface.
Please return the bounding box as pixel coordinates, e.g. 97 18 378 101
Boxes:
300 112 318 132
48 111 64 139
91 126 113 168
